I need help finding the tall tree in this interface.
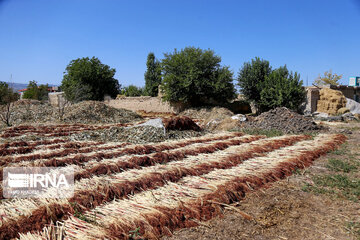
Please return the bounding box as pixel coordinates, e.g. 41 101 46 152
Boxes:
314 69 342 86
161 47 236 105
61 57 120 102
144 53 162 97
237 57 272 102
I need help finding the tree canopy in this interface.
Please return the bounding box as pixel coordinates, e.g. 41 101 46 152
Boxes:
61 57 120 102
314 69 342 86
22 80 49 101
237 57 271 102
121 85 144 97
161 47 236 105
0 82 18 105
144 53 162 97
258 66 306 112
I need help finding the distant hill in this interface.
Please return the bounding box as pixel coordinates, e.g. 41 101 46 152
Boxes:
5 82 58 92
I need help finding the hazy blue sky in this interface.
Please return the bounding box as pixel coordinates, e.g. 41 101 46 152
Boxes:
0 0 359 87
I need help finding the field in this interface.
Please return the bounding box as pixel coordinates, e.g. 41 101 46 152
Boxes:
0 122 348 240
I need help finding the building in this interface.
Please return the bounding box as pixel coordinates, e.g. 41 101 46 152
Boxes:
349 76 360 87
305 85 360 113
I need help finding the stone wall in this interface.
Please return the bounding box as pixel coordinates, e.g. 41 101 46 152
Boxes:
105 97 185 113
305 87 320 113
48 92 66 107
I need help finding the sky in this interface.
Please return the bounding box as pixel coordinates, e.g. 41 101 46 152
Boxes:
0 0 360 88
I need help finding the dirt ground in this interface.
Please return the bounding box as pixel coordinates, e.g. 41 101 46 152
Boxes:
163 122 360 240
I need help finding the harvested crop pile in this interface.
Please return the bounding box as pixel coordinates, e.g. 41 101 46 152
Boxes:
245 107 321 133
181 107 234 122
69 126 204 143
136 110 176 118
62 101 142 124
163 116 201 131
317 88 347 115
209 117 242 132
10 100 58 125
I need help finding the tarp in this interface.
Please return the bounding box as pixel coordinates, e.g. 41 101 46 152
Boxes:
346 98 360 114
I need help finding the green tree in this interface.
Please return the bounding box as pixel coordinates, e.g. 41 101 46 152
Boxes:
144 53 162 97
0 82 19 126
314 69 342 86
61 57 120 102
161 47 236 105
121 85 144 97
237 57 272 102
258 66 305 112
22 80 49 101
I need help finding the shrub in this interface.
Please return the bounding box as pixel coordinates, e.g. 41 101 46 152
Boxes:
122 85 144 97
161 47 236 106
22 80 49 101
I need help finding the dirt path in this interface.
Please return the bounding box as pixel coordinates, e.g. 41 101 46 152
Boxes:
163 122 360 240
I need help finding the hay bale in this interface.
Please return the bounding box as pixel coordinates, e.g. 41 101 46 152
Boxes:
317 88 346 115
337 107 350 115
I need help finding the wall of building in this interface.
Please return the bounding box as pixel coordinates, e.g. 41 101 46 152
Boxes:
105 96 185 113
48 92 66 107
305 85 360 113
305 87 320 113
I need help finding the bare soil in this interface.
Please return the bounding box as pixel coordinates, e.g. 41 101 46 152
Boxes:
163 122 360 240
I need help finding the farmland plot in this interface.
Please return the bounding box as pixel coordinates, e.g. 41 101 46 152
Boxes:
0 126 346 240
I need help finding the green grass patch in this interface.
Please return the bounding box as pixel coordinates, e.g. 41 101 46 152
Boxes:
346 221 360 239
327 158 357 173
309 174 360 202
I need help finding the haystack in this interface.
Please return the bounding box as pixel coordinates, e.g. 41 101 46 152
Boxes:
317 88 346 115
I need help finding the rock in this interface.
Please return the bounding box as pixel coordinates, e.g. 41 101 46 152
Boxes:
342 112 357 121
231 114 247 122
346 98 360 114
337 107 350 115
326 116 343 122
137 118 165 135
355 114 360 120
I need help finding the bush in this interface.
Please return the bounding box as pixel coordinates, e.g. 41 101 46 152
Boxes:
22 80 49 101
61 57 120 102
161 47 236 106
121 85 144 97
237 57 271 102
258 66 305 112
0 82 18 105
